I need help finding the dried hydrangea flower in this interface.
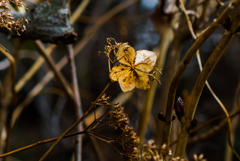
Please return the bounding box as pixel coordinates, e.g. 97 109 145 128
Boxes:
109 43 157 92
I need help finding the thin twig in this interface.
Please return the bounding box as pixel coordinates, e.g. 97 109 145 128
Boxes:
73 0 140 54
0 131 86 158
67 44 83 161
34 41 75 101
178 0 197 39
1 39 24 160
225 81 240 160
39 81 112 161
85 91 133 127
15 0 90 92
70 0 90 23
0 39 23 157
15 45 56 92
0 46 16 95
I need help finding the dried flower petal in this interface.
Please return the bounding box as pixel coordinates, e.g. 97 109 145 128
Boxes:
109 65 131 82
135 50 157 72
116 43 135 66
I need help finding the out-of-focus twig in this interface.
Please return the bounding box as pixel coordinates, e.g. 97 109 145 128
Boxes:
15 44 56 92
1 39 24 157
0 47 17 156
67 44 83 161
0 39 23 156
137 12 174 143
15 0 90 92
70 0 90 23
73 0 140 54
0 46 16 95
34 41 75 101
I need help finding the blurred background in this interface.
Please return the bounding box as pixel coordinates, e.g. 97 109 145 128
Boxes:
0 0 240 161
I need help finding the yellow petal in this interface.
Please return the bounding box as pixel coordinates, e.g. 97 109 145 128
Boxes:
116 43 136 66
134 70 150 90
109 65 130 81
118 70 136 92
135 50 157 72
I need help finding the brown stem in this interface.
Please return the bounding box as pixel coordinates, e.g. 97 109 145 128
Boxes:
67 44 83 161
174 6 240 158
0 131 85 158
162 0 240 146
0 40 22 159
225 81 240 160
34 41 75 102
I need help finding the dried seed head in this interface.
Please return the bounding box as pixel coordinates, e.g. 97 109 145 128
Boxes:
193 154 205 161
0 1 28 36
107 104 140 159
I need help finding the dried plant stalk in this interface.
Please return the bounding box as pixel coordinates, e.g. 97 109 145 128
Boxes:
163 0 240 146
175 5 240 158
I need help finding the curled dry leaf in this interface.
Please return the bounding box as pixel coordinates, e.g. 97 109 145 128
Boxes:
109 43 157 92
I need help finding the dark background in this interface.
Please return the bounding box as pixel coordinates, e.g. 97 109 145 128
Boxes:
0 0 240 160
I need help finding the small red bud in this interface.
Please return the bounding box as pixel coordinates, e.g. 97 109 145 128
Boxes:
158 112 166 122
174 97 184 121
